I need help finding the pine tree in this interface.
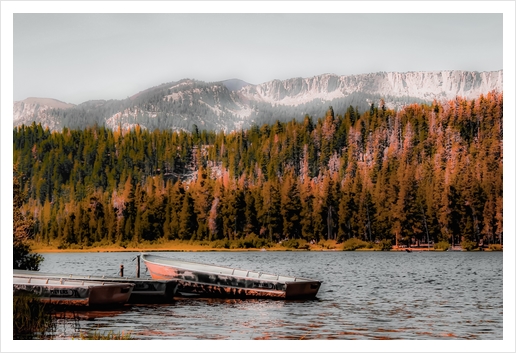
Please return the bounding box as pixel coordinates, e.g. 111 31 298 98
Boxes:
299 179 315 241
280 171 302 239
260 179 282 242
191 166 212 240
244 185 260 236
178 190 196 240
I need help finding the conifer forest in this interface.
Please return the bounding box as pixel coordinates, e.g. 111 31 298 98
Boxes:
13 92 503 249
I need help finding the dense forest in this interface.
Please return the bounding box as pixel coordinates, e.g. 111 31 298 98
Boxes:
13 92 503 249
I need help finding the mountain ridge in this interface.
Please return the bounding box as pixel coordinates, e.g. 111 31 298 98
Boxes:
13 70 502 132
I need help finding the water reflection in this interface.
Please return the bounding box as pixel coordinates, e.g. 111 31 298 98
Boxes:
38 251 503 340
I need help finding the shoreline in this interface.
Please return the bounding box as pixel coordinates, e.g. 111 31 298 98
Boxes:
31 247 501 254
28 241 500 254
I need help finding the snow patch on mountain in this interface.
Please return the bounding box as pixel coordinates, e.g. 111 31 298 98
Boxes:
239 71 502 107
13 98 75 130
105 107 156 130
169 80 195 91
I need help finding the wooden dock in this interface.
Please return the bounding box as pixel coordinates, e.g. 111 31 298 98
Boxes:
13 270 177 304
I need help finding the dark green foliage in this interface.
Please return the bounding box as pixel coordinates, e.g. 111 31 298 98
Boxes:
341 238 369 251
178 192 196 240
13 292 55 339
13 241 43 270
488 244 502 251
13 166 43 270
13 92 503 248
461 239 478 251
211 239 230 249
242 233 269 249
377 239 393 251
434 241 451 251
229 234 272 250
281 238 309 250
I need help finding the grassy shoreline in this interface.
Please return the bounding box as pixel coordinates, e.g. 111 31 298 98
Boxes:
28 239 345 253
29 243 328 253
28 240 501 254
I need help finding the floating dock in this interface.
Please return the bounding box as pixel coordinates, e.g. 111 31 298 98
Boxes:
13 276 134 307
14 270 177 304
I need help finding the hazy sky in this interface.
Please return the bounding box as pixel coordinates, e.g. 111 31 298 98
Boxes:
13 12 503 104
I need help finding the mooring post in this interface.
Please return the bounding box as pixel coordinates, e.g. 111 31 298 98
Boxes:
136 255 140 278
120 264 124 277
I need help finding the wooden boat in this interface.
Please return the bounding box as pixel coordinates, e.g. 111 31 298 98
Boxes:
13 276 134 307
141 253 322 299
13 270 177 304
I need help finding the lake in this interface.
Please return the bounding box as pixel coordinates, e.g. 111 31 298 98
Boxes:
37 250 502 341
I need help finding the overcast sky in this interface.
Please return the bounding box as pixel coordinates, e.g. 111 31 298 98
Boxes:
13 12 503 105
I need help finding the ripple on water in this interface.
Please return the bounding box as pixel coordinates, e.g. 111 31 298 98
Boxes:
39 251 503 340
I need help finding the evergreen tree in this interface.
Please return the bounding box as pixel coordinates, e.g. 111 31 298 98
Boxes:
280 171 302 239
178 191 196 240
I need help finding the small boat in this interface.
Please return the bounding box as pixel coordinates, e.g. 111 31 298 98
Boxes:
13 276 134 307
13 270 177 304
141 253 322 299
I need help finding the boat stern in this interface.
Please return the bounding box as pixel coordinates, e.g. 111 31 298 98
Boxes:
88 283 134 306
284 280 321 299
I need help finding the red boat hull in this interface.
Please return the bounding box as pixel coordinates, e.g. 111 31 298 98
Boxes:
142 254 321 299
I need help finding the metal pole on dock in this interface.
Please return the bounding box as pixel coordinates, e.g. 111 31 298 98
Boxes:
136 255 140 278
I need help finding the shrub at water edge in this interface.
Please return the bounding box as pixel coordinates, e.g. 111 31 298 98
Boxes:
376 239 392 251
434 241 451 251
461 240 477 251
342 238 369 251
281 239 309 250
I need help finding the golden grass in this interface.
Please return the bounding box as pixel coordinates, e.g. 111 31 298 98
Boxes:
30 240 495 253
29 240 316 253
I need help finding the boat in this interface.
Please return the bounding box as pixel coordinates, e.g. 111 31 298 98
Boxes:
13 276 134 307
141 253 322 299
13 270 177 304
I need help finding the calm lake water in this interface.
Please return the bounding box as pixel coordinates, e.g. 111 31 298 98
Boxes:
38 251 503 340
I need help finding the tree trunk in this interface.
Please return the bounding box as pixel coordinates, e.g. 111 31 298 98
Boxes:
366 203 372 242
327 206 332 240
421 205 430 248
